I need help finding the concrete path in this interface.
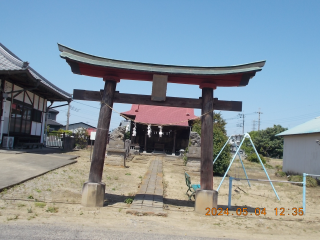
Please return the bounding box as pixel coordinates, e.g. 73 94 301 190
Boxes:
0 150 77 190
127 157 167 216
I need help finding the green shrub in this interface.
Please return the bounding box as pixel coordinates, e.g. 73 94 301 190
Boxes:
288 175 318 188
124 197 134 204
247 153 266 164
46 206 58 213
276 171 286 177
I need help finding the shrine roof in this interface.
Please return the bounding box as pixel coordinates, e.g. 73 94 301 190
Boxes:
58 44 265 87
121 104 197 127
0 43 72 101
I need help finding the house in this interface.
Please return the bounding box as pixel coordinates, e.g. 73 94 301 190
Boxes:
61 122 96 133
277 117 320 175
0 43 71 147
47 109 63 131
121 104 197 154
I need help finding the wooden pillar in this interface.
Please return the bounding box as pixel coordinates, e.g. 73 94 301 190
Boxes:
172 129 176 155
88 80 117 183
201 88 214 190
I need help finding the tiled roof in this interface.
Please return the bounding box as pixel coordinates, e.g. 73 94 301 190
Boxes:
276 116 320 136
122 105 197 127
47 119 63 126
65 122 96 128
0 43 72 100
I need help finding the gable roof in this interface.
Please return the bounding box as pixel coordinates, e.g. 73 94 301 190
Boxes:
47 119 63 126
48 108 59 113
0 43 72 101
121 105 197 127
65 122 96 129
277 116 320 136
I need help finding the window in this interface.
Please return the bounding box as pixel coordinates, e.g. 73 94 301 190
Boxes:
10 104 32 134
32 109 42 122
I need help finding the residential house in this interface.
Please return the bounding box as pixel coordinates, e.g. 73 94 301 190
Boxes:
0 43 71 147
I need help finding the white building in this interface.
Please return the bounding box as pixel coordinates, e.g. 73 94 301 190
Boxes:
277 117 320 175
0 43 71 147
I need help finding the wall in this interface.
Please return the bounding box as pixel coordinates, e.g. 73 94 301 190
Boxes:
283 133 320 175
1 80 47 139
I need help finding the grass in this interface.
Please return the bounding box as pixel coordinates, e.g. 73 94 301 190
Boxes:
114 177 119 180
27 207 33 213
28 195 34 199
7 214 19 221
276 171 286 177
124 197 134 204
46 206 59 213
27 213 37 220
35 202 46 208
112 188 116 191
35 189 41 193
17 203 26 208
264 163 274 169
288 175 318 187
125 173 131 176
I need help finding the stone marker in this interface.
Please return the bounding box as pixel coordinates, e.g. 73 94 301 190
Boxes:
105 126 127 166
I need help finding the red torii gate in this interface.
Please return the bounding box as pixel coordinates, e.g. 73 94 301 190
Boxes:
58 44 265 213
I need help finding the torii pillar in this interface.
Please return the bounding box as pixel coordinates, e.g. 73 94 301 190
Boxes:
194 84 217 214
81 78 117 207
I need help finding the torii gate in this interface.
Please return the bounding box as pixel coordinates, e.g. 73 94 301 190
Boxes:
58 44 265 214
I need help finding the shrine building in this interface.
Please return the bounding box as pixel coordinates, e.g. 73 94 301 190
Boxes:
122 104 197 154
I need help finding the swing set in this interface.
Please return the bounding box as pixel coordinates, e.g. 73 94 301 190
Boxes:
214 132 280 200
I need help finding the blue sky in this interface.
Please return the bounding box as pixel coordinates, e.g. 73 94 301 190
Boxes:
1 0 320 135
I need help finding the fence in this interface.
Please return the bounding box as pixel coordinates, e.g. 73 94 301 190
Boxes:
303 173 320 214
227 176 318 215
46 135 63 148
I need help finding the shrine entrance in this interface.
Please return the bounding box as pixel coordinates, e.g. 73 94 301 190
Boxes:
58 44 265 214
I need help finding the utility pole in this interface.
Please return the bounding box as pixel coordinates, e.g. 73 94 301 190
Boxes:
255 108 263 131
66 102 71 130
252 120 256 131
237 113 245 135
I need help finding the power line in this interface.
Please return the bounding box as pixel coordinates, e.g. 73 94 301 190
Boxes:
72 100 100 109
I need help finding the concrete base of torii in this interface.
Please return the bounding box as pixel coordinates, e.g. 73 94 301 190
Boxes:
194 189 218 215
81 182 106 207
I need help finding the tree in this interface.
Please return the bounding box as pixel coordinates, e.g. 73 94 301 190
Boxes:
192 112 230 176
74 127 89 149
242 125 287 159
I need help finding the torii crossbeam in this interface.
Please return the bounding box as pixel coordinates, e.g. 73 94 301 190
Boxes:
58 43 265 214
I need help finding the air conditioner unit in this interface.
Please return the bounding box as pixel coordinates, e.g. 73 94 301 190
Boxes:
2 136 14 149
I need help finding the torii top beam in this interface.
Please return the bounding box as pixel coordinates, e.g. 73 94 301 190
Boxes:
58 44 265 89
